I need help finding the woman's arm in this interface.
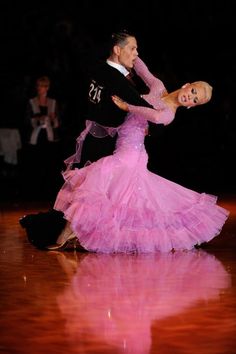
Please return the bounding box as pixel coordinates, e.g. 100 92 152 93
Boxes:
134 57 167 95
112 95 174 126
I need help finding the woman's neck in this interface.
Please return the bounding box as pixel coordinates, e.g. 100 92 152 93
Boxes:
37 94 47 105
162 90 180 113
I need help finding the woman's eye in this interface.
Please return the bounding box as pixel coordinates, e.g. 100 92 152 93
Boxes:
191 88 197 94
194 98 198 104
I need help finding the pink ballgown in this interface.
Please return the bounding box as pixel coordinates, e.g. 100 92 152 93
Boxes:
54 58 229 253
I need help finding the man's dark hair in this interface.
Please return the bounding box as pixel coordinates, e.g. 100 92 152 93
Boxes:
108 29 136 54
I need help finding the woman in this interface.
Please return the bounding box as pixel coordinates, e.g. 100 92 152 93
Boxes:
52 57 229 253
27 76 59 145
21 76 61 200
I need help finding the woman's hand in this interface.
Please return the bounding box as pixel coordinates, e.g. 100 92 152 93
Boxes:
111 95 129 112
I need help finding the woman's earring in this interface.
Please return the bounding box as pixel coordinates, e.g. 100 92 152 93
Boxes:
187 106 191 109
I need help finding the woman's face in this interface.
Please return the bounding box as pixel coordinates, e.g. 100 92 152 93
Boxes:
37 83 49 96
178 83 206 107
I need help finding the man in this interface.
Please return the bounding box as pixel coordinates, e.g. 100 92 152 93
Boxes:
79 29 152 165
20 29 153 250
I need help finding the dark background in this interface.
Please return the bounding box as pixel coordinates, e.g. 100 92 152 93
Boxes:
1 0 235 202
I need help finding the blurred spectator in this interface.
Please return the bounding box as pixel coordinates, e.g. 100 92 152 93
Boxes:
20 76 63 200
26 76 60 144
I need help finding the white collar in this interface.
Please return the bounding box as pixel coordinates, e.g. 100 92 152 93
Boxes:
106 60 130 77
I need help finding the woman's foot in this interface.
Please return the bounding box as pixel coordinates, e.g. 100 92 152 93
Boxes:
46 222 86 251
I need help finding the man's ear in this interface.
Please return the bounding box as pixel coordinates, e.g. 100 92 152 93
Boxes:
113 45 121 56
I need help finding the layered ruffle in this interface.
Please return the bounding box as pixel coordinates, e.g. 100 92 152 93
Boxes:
54 152 229 253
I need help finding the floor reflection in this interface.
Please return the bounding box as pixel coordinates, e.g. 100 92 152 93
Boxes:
56 250 231 354
1 199 236 353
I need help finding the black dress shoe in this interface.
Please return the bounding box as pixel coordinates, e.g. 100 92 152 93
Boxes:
19 210 66 249
19 214 33 228
19 215 27 228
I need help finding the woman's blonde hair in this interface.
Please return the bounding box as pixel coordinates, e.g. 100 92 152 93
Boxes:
193 81 213 104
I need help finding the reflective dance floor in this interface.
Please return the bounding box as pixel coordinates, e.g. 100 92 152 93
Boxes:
0 195 236 354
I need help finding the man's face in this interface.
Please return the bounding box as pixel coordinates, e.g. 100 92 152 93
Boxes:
118 37 138 70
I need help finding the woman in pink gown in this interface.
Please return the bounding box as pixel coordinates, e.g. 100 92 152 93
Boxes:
53 57 229 253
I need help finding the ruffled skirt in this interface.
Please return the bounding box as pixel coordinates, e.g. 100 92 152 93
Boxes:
54 149 229 253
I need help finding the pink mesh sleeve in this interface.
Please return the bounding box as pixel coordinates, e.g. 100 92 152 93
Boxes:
127 104 175 125
134 57 164 90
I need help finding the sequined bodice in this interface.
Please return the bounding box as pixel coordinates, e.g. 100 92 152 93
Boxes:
115 114 147 153
115 57 174 155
